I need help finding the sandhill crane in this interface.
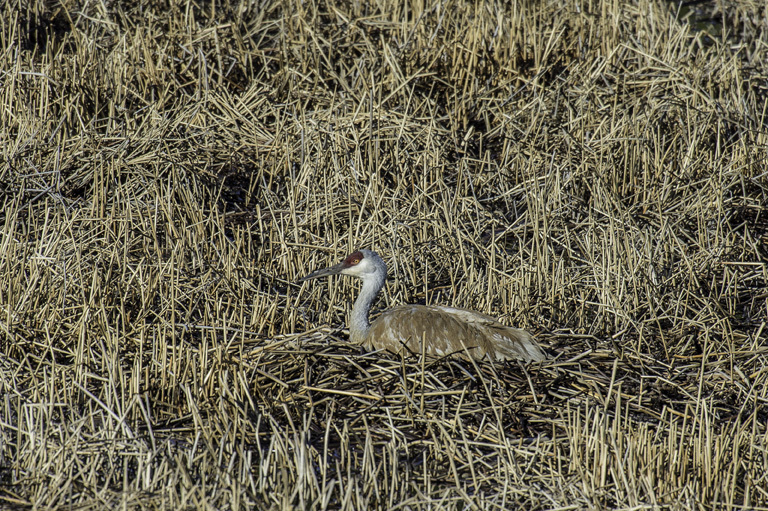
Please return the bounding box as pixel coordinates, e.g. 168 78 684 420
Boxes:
298 249 546 362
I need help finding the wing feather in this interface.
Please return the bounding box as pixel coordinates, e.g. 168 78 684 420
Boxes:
364 305 545 362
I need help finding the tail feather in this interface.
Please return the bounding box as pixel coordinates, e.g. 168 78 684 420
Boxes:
493 327 546 362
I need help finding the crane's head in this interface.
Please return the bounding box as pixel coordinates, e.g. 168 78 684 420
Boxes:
298 249 387 283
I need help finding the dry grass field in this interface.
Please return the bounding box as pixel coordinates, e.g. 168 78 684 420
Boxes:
2 0 767 509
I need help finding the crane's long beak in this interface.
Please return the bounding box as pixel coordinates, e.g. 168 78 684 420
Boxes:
297 262 345 282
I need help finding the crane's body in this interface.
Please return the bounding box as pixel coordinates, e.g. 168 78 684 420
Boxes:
298 249 546 363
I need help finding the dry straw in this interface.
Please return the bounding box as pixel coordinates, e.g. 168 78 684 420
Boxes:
1 0 767 509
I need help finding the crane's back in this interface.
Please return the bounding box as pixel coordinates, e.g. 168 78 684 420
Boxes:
362 305 545 362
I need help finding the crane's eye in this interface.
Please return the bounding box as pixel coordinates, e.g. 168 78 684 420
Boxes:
351 259 360 264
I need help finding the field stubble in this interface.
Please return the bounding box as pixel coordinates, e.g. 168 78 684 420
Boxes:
1 0 767 509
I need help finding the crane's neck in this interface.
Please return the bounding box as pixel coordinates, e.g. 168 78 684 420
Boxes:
349 272 385 345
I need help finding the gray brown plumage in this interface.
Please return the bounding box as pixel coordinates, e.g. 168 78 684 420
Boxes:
298 249 546 363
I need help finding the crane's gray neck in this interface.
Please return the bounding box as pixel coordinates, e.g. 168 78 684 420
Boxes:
349 272 386 345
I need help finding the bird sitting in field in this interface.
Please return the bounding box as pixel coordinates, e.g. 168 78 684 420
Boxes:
298 249 546 363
